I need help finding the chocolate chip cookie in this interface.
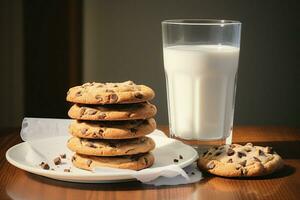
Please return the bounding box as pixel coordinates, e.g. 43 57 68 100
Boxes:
69 118 156 139
67 136 155 156
197 143 284 177
66 81 155 105
68 102 157 121
72 153 154 171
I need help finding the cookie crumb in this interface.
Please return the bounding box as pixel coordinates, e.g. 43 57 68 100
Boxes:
64 169 71 172
53 157 61 165
39 162 50 170
60 154 66 159
191 172 195 175
179 155 183 159
173 159 179 163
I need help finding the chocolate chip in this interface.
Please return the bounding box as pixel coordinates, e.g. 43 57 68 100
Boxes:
53 157 61 165
113 84 118 87
241 168 248 176
266 146 274 154
81 128 88 134
208 152 212 156
134 92 143 99
98 129 104 135
109 93 118 103
85 142 97 148
207 161 215 169
79 107 86 116
92 132 98 138
98 113 106 119
86 159 92 167
258 149 265 156
239 160 247 167
218 146 225 150
237 151 246 158
179 155 183 159
227 158 233 163
227 148 235 156
191 172 195 175
64 169 70 172
75 91 82 97
253 156 261 162
108 142 117 148
130 128 137 133
60 154 66 159
95 95 103 101
214 151 222 156
71 156 76 162
39 162 50 170
173 159 179 163
86 110 97 115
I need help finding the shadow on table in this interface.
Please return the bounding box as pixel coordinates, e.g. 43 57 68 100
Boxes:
200 164 295 181
25 172 194 191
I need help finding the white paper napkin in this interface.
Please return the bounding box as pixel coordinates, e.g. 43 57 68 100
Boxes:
20 117 202 185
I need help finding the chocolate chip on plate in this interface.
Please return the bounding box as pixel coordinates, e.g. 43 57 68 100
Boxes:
179 155 183 159
40 162 50 170
64 169 71 172
53 157 61 165
173 159 179 163
60 154 66 159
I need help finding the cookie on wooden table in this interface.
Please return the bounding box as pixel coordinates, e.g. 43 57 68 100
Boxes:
69 118 156 139
68 102 157 121
66 81 155 105
72 153 154 171
197 143 284 177
67 136 155 156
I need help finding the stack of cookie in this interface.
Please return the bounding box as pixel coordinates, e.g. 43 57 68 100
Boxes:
66 81 157 171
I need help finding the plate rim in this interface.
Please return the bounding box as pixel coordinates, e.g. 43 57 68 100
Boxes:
6 134 199 182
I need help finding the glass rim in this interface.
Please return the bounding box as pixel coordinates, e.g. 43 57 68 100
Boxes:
162 19 241 26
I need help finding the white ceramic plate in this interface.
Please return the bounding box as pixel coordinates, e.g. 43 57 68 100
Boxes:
6 130 198 183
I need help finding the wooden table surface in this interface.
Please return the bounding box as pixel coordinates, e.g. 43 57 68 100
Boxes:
1 126 300 200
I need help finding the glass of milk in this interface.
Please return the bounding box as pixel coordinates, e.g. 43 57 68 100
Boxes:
162 19 241 148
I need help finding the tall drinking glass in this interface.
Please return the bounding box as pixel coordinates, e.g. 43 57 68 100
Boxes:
162 19 241 150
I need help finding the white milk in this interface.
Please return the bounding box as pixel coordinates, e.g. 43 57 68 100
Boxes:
163 45 239 140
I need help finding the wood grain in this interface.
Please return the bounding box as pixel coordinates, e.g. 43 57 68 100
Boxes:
1 126 300 200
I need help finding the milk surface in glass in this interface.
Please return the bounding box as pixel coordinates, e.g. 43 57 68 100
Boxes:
163 44 239 140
